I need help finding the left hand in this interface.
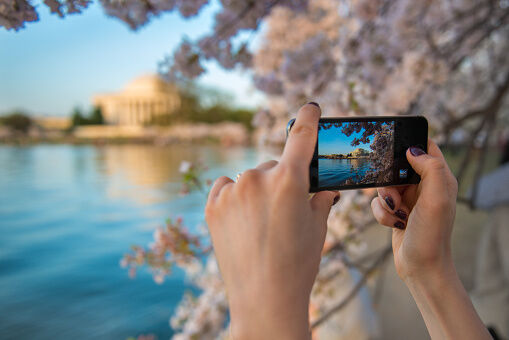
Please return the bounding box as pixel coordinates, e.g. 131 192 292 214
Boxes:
370 140 458 282
205 103 339 340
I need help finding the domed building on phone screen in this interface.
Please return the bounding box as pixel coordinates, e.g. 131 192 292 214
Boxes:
93 74 181 126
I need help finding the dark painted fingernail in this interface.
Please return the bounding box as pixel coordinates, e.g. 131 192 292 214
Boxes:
409 146 426 156
394 221 405 230
384 196 395 210
307 101 320 108
332 194 340 206
395 209 407 220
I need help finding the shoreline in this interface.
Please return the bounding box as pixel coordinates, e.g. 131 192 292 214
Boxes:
0 136 245 146
318 155 371 160
0 122 251 147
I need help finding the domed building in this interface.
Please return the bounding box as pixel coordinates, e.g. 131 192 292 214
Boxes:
351 148 370 157
93 74 181 126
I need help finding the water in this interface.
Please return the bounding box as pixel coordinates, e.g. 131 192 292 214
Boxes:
318 158 373 187
0 144 265 339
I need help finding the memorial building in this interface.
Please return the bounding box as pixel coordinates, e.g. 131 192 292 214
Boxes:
93 74 181 126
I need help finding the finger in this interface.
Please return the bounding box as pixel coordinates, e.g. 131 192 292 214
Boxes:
394 203 410 222
406 139 448 175
427 139 446 160
377 187 402 212
310 190 340 218
208 176 234 203
407 139 458 209
281 102 321 174
426 139 457 182
256 160 278 171
371 197 406 230
401 183 419 210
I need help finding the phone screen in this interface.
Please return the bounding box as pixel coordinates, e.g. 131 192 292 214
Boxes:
296 116 428 192
318 120 395 188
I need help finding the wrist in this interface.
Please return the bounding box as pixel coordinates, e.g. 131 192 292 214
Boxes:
401 245 456 285
403 257 459 301
229 295 311 340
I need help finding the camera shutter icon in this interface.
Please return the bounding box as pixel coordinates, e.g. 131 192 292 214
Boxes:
399 169 408 179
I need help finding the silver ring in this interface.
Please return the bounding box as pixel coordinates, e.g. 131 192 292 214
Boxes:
235 172 242 182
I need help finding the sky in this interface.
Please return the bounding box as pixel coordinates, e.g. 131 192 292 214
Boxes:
0 1 265 117
318 124 368 156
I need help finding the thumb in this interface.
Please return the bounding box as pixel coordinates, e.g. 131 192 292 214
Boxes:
310 191 340 221
406 145 446 180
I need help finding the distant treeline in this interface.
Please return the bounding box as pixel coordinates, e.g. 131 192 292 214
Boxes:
150 84 254 130
319 148 371 159
0 111 32 133
71 107 104 127
319 154 370 159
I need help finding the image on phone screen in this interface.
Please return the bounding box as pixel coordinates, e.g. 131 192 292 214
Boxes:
318 120 394 187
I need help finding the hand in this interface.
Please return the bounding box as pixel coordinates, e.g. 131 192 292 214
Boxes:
205 103 339 340
371 139 458 281
371 140 491 340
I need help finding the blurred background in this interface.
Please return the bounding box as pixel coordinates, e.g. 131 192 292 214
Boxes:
1 0 508 339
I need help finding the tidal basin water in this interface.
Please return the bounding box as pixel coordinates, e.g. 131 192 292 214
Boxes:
318 158 373 187
0 144 265 339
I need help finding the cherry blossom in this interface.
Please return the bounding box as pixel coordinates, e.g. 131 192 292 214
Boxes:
5 0 509 338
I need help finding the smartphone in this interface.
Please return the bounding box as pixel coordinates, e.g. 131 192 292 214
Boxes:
286 116 428 192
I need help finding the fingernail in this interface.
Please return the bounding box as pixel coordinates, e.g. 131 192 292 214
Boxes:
307 101 320 108
394 221 405 230
384 196 395 210
332 194 340 206
395 209 407 220
409 146 426 156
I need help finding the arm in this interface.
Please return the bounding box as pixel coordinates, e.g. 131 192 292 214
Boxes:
371 140 492 340
205 103 338 340
406 263 490 339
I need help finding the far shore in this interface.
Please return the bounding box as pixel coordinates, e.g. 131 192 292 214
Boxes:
0 122 251 147
318 155 371 159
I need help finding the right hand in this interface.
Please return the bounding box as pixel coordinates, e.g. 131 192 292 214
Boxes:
370 139 459 281
204 103 338 340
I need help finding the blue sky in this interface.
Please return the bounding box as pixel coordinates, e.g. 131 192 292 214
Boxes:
318 124 369 155
0 1 265 116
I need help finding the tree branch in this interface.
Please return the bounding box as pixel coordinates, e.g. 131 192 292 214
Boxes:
443 2 495 59
468 113 496 208
437 1 490 31
310 245 392 329
324 219 375 256
444 108 485 134
455 114 488 185
455 70 509 201
450 8 509 70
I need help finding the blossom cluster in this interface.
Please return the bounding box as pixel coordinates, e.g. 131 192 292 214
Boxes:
251 0 509 145
120 216 209 283
0 0 91 30
122 160 381 339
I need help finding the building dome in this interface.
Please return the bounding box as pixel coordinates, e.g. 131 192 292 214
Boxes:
124 74 174 94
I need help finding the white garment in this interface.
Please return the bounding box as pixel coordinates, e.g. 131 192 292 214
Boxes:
471 205 509 338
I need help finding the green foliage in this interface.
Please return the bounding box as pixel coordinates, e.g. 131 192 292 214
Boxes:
90 106 104 124
71 106 104 127
0 111 32 133
150 85 254 130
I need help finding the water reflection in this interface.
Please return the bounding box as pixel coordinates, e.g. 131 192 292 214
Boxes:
0 144 276 340
94 145 266 205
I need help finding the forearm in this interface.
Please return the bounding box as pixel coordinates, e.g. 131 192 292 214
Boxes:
405 261 492 340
